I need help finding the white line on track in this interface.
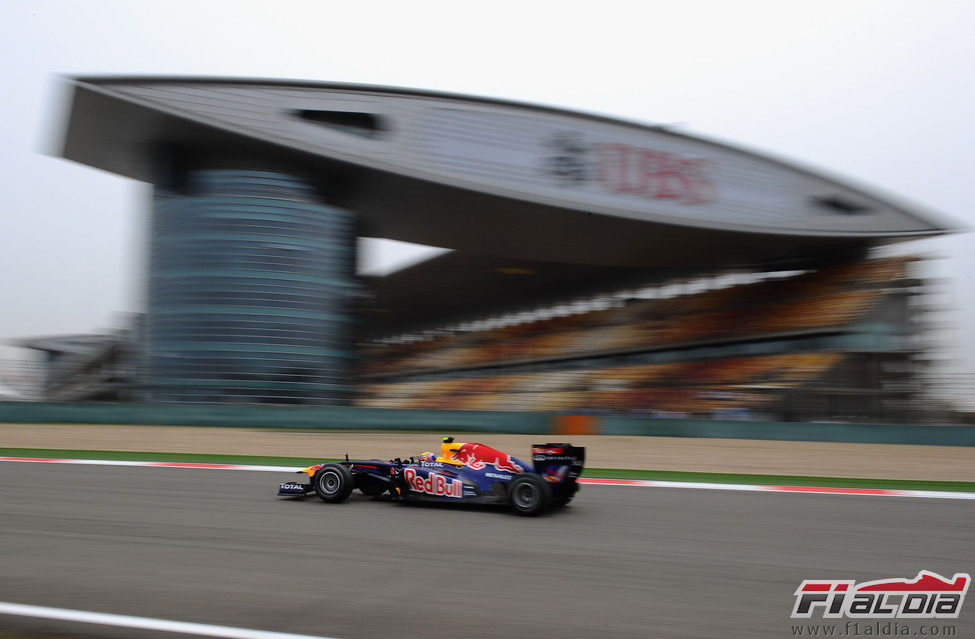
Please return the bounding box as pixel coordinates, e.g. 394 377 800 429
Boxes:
0 456 294 472
0 601 342 639
2 456 975 500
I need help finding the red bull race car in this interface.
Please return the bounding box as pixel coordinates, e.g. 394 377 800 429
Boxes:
277 437 585 516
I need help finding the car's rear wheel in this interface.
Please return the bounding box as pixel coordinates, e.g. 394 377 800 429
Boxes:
314 463 354 503
552 481 578 507
508 473 550 516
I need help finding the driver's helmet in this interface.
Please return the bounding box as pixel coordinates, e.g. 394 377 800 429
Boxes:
417 451 436 462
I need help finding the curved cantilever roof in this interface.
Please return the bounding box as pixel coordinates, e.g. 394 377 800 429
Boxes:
59 76 954 271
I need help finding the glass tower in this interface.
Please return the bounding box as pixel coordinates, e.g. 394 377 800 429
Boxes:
144 168 355 404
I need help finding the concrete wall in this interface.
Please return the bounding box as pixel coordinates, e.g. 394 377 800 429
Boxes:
597 415 975 445
0 402 973 446
0 401 551 434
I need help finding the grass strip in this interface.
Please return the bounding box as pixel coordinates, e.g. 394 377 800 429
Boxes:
2 447 973 493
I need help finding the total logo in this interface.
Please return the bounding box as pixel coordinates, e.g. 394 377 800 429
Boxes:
403 468 463 499
791 571 969 619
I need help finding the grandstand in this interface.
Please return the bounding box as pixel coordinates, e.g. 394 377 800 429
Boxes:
18 77 956 423
0 358 41 400
356 256 932 423
17 327 137 402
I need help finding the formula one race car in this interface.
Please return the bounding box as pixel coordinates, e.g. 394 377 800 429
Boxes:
278 437 584 516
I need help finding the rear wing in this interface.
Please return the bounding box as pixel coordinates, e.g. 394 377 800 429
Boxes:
531 443 585 483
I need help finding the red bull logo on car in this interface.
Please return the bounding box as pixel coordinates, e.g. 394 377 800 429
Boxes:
453 443 524 473
542 465 568 483
403 467 463 499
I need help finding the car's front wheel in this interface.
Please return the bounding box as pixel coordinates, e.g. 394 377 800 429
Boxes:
314 463 354 503
508 473 550 516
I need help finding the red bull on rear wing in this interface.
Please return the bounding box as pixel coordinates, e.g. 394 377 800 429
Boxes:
531 443 585 479
454 443 525 473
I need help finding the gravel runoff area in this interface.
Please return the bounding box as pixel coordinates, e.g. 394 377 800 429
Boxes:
1 422 972 481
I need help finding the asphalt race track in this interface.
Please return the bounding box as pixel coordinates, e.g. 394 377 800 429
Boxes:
1 462 972 639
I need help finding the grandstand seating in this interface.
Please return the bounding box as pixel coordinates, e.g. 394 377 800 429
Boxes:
357 353 845 414
362 258 908 372
356 257 911 415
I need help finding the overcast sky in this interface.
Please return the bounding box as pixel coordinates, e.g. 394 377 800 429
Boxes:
2 1 974 387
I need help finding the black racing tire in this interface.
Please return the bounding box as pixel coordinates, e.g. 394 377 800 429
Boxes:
357 475 388 496
508 473 551 516
552 481 578 507
313 463 354 503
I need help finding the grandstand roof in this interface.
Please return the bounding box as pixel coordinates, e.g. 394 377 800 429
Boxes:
359 251 665 335
359 244 889 336
15 334 117 354
60 76 954 273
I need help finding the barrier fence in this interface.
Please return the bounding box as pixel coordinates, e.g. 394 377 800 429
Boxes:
1 401 973 446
